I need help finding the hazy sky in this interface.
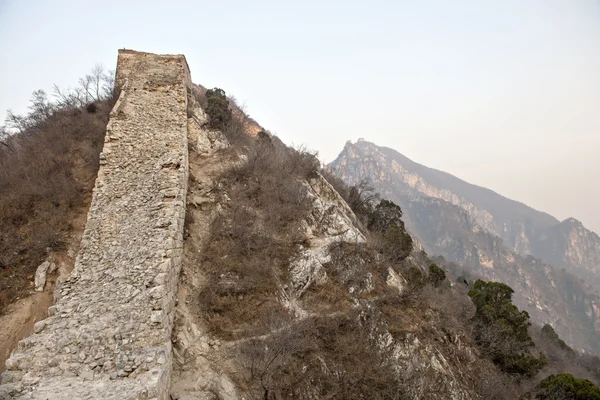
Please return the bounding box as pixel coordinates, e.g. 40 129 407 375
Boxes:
1 0 599 232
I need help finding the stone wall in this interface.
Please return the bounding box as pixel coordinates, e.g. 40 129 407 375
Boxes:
0 50 191 399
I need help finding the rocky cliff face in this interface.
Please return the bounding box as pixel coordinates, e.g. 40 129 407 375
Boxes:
331 140 600 353
403 196 600 353
533 218 600 290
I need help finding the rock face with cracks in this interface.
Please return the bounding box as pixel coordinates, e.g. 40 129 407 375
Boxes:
288 175 366 298
34 261 56 292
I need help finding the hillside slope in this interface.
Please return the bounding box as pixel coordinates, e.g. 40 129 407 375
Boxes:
168 97 499 399
0 89 113 372
166 89 600 399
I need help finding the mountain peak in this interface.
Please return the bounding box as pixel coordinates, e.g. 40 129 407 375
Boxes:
562 217 582 226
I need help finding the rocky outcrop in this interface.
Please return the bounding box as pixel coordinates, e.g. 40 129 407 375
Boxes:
34 261 56 292
0 50 192 399
287 174 366 298
533 218 600 290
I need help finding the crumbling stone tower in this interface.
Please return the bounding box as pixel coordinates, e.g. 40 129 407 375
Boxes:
0 50 191 399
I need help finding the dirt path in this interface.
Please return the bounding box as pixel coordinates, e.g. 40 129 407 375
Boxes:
0 290 54 374
0 205 89 374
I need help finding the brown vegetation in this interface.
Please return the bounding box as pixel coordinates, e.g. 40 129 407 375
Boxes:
189 120 523 397
197 135 320 340
237 313 406 400
0 68 114 312
193 85 263 145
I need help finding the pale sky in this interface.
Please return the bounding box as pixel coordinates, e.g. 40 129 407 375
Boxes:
1 0 599 233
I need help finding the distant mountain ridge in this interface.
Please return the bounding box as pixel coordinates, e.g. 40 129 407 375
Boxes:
331 140 600 289
331 139 600 353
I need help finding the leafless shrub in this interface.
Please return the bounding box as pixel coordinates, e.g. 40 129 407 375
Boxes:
285 143 320 179
326 242 373 287
237 319 316 399
197 130 323 339
237 314 408 400
198 211 293 340
323 241 392 300
228 139 319 234
223 105 252 146
302 279 352 313
375 286 421 339
0 72 114 312
235 139 318 181
308 314 406 399
343 178 381 235
475 368 520 400
419 284 475 332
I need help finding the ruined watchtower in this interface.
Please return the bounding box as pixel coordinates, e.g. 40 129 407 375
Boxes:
1 50 191 399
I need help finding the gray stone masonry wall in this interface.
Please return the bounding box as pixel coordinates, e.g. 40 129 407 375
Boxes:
0 50 191 399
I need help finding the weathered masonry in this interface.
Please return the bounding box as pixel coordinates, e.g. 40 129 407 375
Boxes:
0 51 191 399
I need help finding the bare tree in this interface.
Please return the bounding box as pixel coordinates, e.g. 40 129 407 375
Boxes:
346 178 380 228
27 90 54 124
79 64 104 103
238 320 314 399
52 84 82 108
5 64 115 134
73 64 115 106
5 90 54 133
5 109 30 134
